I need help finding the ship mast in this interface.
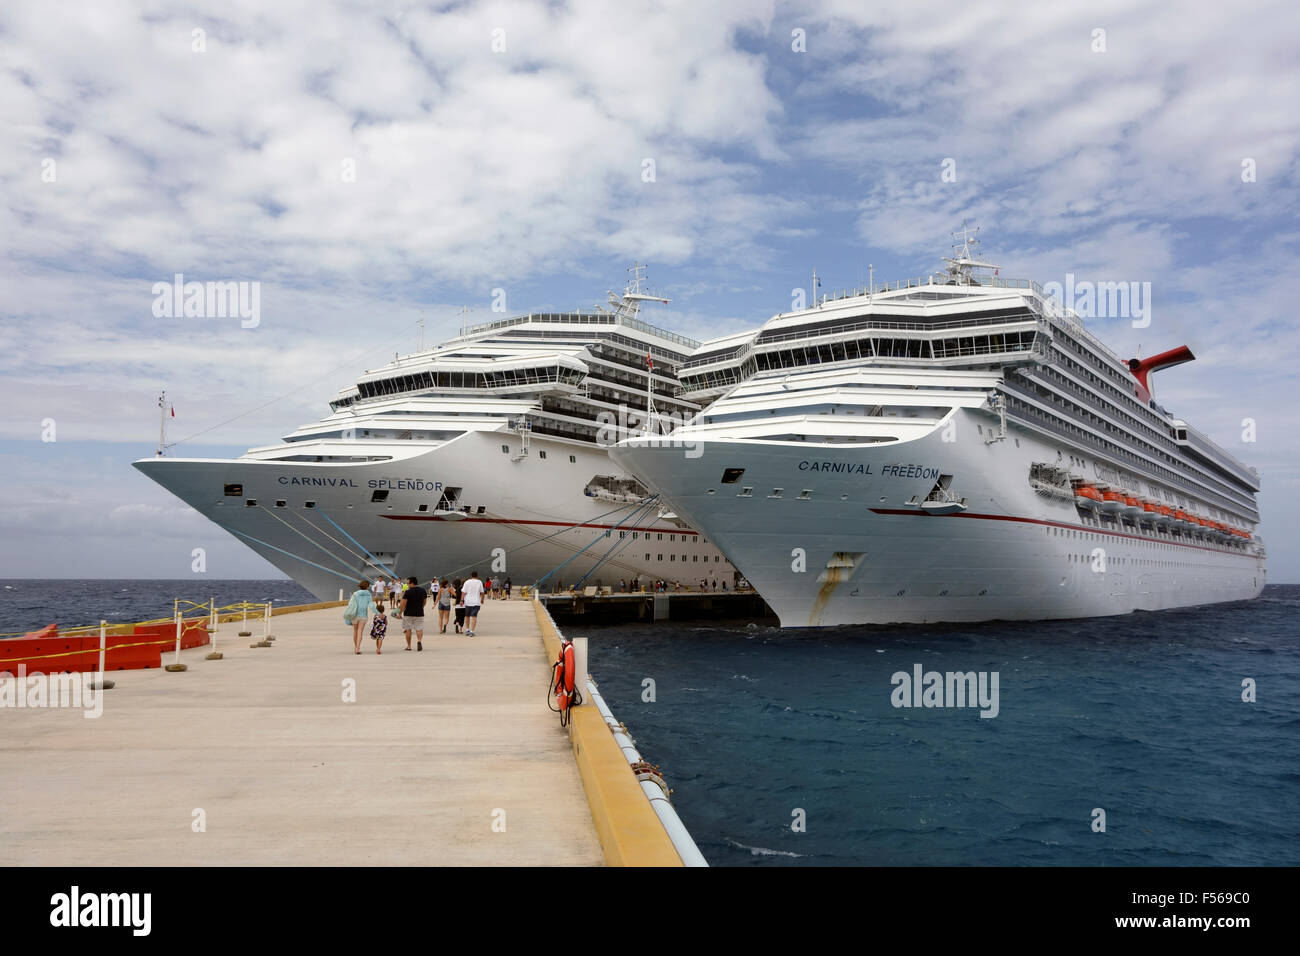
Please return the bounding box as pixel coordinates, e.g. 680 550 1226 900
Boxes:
603 263 669 434
941 220 999 284
156 390 167 457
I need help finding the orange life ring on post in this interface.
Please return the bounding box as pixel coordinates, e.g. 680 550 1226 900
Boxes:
548 638 583 725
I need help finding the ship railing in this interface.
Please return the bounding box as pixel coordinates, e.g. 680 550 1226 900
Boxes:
680 343 750 370
751 313 1039 349
1178 422 1260 485
820 275 1044 300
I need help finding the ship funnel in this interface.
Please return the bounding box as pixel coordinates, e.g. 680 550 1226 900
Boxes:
1128 345 1195 401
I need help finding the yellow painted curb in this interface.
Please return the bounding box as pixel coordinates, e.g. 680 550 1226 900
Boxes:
533 599 682 867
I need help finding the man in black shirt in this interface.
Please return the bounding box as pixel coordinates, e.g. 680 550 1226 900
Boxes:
401 576 428 651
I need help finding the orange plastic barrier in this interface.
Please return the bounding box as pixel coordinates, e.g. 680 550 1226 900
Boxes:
0 634 96 675
0 619 208 675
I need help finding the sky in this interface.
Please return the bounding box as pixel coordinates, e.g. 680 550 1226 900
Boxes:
1 0 1297 581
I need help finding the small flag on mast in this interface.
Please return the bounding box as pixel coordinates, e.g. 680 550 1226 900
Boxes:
170 406 175 417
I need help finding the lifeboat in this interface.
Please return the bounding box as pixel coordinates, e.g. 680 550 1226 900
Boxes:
1074 484 1103 509
1141 500 1162 522
1174 509 1191 527
1122 495 1144 517
1100 490 1125 513
1156 505 1175 526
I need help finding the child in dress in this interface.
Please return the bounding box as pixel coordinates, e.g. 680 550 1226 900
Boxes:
370 603 388 654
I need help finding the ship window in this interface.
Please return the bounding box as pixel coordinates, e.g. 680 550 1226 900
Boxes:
275 500 286 508
798 489 812 499
245 499 257 507
646 553 651 561
569 455 576 463
417 504 428 512
501 445 509 453
371 490 389 503
670 555 675 561
305 501 316 508
769 488 783 498
706 489 716 495
477 506 486 514
224 483 243 497
657 554 663 561
739 487 753 497
658 533 663 540
720 468 745 484
539 451 547 459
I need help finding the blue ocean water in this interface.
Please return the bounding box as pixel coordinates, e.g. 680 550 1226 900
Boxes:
0 579 317 635
580 584 1300 866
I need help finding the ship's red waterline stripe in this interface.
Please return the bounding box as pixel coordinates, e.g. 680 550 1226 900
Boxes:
869 508 1256 557
379 514 699 536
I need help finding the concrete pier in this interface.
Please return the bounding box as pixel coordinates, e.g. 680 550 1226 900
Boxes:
0 599 603 866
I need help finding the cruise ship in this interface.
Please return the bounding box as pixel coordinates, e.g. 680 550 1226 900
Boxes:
134 268 736 599
611 228 1266 627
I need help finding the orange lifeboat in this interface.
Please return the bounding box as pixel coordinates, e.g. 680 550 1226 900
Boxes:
1141 500 1161 520
1156 505 1175 526
1101 490 1125 513
1122 494 1144 517
1174 509 1191 527
1074 484 1104 509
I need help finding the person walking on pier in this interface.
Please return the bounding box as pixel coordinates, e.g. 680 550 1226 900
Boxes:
461 571 484 637
452 578 466 633
344 580 377 654
370 602 388 653
436 578 452 633
402 576 427 651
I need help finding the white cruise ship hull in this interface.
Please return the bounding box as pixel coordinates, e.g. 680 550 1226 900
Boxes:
612 411 1266 628
136 430 729 600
